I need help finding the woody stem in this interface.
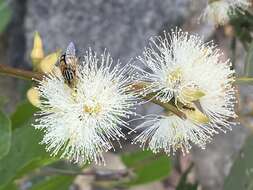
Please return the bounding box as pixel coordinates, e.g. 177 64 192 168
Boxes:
0 64 43 81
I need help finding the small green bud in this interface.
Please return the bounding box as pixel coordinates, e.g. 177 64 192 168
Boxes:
180 87 205 102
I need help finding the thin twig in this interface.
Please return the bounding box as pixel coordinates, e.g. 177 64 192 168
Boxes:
0 64 43 81
236 77 253 84
130 83 186 119
43 167 130 181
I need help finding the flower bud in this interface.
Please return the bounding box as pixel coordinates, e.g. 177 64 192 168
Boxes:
27 87 40 107
184 106 210 124
180 87 205 102
39 50 60 73
30 31 44 67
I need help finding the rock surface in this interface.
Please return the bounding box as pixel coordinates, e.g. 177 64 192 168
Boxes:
25 0 192 63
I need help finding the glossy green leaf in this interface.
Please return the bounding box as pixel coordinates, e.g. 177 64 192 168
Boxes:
29 175 74 190
0 0 11 33
224 135 253 190
0 110 11 159
11 100 38 129
0 126 50 189
245 42 253 77
121 150 171 186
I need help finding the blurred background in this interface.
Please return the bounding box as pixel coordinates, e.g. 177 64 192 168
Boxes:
0 0 253 190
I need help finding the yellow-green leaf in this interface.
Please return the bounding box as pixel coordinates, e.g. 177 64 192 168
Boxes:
0 0 11 34
0 126 50 189
30 175 75 190
0 110 11 159
224 135 253 190
121 150 171 186
11 100 38 129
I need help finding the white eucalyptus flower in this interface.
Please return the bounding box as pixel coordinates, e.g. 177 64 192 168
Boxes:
34 49 136 164
134 29 237 154
133 115 213 155
203 0 251 25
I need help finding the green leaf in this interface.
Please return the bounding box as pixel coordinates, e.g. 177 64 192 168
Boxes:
0 110 11 159
230 10 253 50
121 150 171 186
0 0 11 33
181 184 198 190
224 135 253 190
1 182 18 190
16 157 56 178
19 81 33 100
245 42 253 77
0 126 51 189
176 184 198 190
11 100 38 129
29 175 75 190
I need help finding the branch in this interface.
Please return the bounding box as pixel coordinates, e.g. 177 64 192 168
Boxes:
0 64 185 119
236 77 253 85
43 167 130 181
0 64 43 81
130 83 186 118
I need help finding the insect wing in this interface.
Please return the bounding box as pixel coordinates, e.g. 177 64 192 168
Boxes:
65 42 77 65
66 42 76 57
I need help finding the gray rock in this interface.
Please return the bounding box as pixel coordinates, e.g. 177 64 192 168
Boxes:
192 125 249 190
25 0 191 64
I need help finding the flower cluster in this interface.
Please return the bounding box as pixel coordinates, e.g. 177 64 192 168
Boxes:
31 28 237 164
133 29 236 155
203 0 251 25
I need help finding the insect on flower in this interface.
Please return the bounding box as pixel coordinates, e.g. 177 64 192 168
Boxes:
58 42 78 88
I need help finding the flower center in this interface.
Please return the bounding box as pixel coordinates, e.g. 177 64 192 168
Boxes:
166 67 182 89
83 99 102 115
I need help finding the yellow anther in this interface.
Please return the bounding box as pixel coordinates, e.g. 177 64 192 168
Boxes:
83 103 102 115
166 68 182 88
